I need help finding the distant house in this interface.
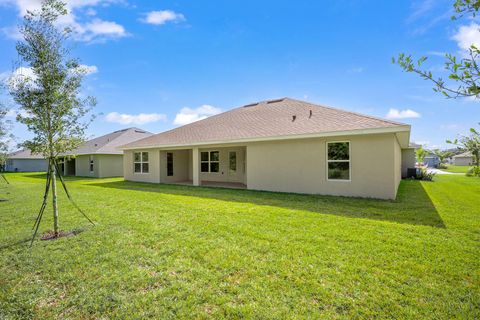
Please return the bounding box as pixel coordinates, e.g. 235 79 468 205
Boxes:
62 127 153 178
453 152 474 166
6 149 48 172
424 153 440 168
120 98 414 200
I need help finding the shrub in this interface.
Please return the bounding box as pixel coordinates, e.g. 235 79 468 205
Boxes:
437 163 448 169
466 166 480 177
415 166 436 181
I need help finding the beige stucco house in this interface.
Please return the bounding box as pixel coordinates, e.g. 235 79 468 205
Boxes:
453 151 474 166
120 98 414 199
62 128 152 178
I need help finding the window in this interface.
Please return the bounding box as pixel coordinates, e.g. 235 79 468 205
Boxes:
167 152 173 176
229 151 237 174
200 151 220 173
327 142 350 181
89 156 94 173
134 152 149 173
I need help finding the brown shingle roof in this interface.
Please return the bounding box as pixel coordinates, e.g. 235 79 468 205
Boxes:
122 98 409 149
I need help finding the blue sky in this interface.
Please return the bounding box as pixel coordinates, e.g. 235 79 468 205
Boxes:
0 0 479 149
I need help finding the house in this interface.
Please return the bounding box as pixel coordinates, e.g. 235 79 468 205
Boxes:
453 151 474 166
424 153 440 168
402 143 420 178
120 98 413 200
61 128 153 178
5 149 48 172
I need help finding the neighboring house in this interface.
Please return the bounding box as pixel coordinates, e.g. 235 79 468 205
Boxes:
453 151 474 166
6 149 48 172
402 143 420 178
424 153 440 168
120 98 413 200
62 128 153 178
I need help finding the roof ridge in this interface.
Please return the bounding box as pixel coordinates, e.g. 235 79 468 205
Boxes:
283 97 407 127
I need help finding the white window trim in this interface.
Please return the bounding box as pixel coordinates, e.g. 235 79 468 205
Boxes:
200 150 220 173
133 151 149 174
326 141 351 182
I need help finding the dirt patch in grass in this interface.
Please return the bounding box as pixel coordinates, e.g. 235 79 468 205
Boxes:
41 229 83 241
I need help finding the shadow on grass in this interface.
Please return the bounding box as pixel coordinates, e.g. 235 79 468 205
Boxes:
88 179 445 228
18 172 100 181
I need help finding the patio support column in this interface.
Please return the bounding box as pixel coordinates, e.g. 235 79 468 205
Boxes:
192 147 200 186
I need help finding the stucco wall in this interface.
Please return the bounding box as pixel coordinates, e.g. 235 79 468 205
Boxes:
97 154 123 178
160 150 190 183
401 148 416 178
246 133 398 199
124 149 160 183
76 155 98 177
393 137 402 195
6 159 48 172
454 156 473 166
196 147 246 183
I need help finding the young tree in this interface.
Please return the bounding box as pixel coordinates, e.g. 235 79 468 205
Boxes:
432 149 454 164
0 105 12 178
8 0 96 239
416 146 427 165
393 0 480 99
447 125 480 176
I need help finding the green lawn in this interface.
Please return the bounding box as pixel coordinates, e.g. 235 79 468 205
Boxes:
442 165 472 173
0 173 479 319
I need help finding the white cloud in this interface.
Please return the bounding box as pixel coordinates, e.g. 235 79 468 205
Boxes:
386 108 421 119
71 64 98 75
142 10 185 25
105 112 167 125
2 65 97 88
6 109 33 118
348 67 365 73
0 0 127 43
173 105 222 126
452 23 480 51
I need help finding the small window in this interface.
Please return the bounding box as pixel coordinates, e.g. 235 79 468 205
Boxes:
89 156 94 173
200 151 220 173
327 142 350 181
134 152 149 173
167 152 173 176
229 151 237 174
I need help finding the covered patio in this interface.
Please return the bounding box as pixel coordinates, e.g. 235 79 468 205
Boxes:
159 146 247 188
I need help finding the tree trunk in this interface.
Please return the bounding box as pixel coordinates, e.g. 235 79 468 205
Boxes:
51 159 59 236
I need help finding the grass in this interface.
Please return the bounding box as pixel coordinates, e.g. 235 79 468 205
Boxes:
442 165 472 173
0 173 479 319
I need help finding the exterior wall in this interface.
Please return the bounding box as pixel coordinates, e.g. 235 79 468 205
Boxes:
76 155 99 177
124 149 160 183
393 138 402 195
401 148 416 178
5 159 48 172
197 147 246 183
97 154 123 178
454 156 473 166
160 150 190 183
246 133 398 199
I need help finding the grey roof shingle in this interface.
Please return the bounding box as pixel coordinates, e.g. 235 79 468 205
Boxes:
8 149 45 159
9 128 153 159
122 98 408 149
73 127 153 155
